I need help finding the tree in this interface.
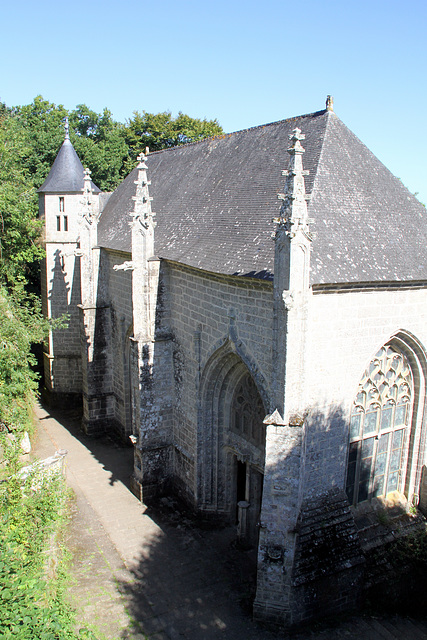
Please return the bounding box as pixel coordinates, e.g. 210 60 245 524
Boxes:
13 96 68 189
13 97 224 192
0 288 44 428
0 109 43 287
14 98 129 192
69 104 129 191
124 110 223 166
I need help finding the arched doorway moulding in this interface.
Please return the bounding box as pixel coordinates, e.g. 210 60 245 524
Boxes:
345 329 427 506
197 337 271 514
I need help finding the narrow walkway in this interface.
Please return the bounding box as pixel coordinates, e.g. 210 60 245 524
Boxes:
32 403 427 640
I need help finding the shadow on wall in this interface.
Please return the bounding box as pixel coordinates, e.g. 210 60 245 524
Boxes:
49 248 81 342
259 403 427 628
300 407 426 623
45 249 82 400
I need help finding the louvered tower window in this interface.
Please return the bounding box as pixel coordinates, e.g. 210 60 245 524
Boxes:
346 345 413 505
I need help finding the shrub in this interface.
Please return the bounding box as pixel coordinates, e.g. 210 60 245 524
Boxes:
0 455 97 639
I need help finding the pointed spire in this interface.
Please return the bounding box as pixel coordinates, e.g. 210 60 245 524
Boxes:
275 128 311 237
130 151 156 229
37 129 100 194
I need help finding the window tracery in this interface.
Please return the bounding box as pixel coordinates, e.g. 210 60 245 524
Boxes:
231 373 265 447
346 345 413 505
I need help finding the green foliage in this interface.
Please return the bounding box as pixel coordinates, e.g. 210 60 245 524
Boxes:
0 287 65 431
13 96 69 190
392 528 427 566
124 110 223 166
0 457 97 639
12 96 128 193
1 95 223 287
0 110 44 287
8 96 224 198
69 105 129 191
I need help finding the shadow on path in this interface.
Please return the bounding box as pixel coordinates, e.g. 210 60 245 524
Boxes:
34 403 427 640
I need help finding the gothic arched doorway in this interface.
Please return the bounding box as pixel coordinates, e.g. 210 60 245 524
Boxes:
198 346 267 548
230 371 266 547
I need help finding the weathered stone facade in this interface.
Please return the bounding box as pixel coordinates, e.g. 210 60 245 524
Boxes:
40 105 427 629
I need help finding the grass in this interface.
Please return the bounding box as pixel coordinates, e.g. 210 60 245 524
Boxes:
0 433 98 640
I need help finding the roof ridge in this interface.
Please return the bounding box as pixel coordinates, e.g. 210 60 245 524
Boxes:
307 109 334 204
317 111 424 208
146 109 329 157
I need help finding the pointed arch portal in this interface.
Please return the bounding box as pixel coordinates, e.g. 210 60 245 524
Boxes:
198 345 267 546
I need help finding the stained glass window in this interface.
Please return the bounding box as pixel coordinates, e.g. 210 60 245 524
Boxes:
346 346 413 505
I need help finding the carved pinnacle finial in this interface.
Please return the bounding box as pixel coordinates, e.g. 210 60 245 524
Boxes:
274 127 311 237
288 128 306 155
326 95 334 112
64 117 70 140
137 152 147 168
83 168 93 195
290 128 305 142
80 168 96 224
131 149 155 229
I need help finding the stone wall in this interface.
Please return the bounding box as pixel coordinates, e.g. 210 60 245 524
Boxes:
165 262 274 507
105 250 134 436
42 247 82 397
40 191 100 403
290 488 365 625
82 249 134 438
304 285 427 502
255 283 427 628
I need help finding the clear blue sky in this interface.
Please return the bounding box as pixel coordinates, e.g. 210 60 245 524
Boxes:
1 0 426 203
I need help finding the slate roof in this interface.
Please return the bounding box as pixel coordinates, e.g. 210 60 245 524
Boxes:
38 138 100 194
97 110 427 285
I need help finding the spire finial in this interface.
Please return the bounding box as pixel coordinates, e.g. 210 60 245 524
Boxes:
288 128 305 155
83 167 92 184
274 128 311 237
80 168 96 224
326 95 334 112
132 150 155 229
64 117 70 140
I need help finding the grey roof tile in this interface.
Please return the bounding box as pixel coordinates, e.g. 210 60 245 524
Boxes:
309 114 427 283
97 110 427 285
38 138 100 193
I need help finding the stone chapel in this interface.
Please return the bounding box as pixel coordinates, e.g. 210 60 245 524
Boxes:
39 97 427 628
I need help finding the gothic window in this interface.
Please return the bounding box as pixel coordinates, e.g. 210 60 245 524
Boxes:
231 373 265 447
346 345 413 505
63 216 68 232
56 216 61 231
59 197 65 212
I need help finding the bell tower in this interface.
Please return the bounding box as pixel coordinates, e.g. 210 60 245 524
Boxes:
38 119 100 405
